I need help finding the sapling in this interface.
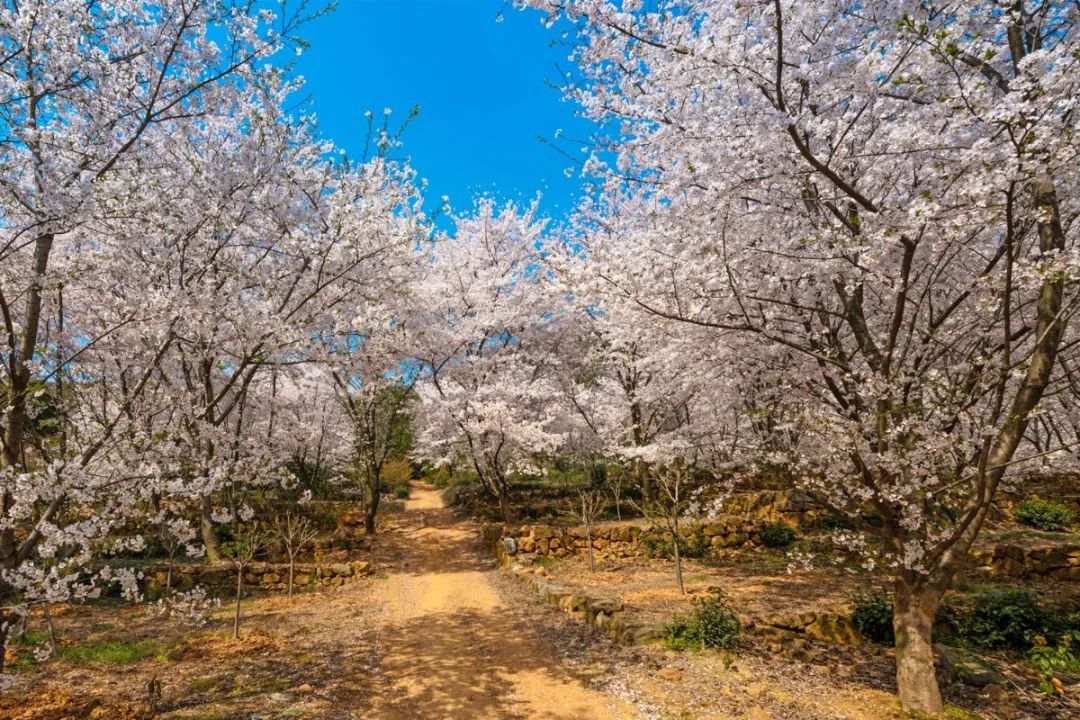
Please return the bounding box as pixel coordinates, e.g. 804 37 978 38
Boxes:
224 523 267 639
634 463 692 594
606 469 625 522
575 489 605 571
274 512 318 597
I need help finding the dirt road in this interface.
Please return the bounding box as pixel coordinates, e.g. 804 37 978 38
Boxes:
358 483 639 719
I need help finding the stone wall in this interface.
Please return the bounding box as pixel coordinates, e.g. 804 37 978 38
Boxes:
497 516 762 563
969 543 1080 582
142 559 371 596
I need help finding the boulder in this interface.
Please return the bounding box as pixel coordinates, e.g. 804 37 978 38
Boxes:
936 644 1006 687
502 537 518 556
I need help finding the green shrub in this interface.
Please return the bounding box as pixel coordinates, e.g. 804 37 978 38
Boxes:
850 589 895 645
665 588 740 651
1014 499 1074 532
822 512 853 530
951 589 1051 651
758 522 796 548
641 528 709 559
393 484 411 499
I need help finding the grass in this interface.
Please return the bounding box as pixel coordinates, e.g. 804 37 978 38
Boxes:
57 638 168 665
14 629 51 646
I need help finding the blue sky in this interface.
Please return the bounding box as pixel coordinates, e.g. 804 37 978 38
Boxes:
293 0 596 221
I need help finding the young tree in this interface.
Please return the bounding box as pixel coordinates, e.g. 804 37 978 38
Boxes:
575 489 605 571
224 523 266 640
527 0 1079 711
274 512 318 598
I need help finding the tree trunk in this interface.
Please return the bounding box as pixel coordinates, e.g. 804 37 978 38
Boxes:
671 523 685 594
233 567 243 639
585 523 595 571
200 495 222 562
364 484 380 535
288 557 295 598
893 577 944 715
0 612 11 674
498 485 512 523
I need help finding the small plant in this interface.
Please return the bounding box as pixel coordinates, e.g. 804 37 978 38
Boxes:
1014 499 1074 532
850 589 895 645
665 587 740 651
393 484 411 499
1029 634 1074 697
758 521 796 548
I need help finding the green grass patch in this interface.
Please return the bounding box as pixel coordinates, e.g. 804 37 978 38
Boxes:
15 629 51 646
57 638 167 665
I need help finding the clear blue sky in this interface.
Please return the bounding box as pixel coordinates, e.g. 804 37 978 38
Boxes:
292 0 596 221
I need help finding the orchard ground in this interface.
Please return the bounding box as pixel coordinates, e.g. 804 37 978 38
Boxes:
3 483 1077 720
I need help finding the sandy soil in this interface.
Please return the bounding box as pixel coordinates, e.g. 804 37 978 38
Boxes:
360 484 639 719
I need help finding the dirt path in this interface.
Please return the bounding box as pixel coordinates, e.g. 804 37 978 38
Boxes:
359 483 639 719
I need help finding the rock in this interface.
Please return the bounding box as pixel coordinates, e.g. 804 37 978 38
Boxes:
351 561 370 575
293 683 314 694
936 644 1006 687
763 612 816 631
804 614 862 645
268 692 295 703
262 573 281 584
329 563 352 577
502 537 518 555
533 526 554 540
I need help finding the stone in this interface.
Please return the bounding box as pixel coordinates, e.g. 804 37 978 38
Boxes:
936 644 1006 687
520 538 536 553
268 693 295 703
263 573 281 584
294 684 314 695
502 537 518 555
804 615 862 645
351 561 370 575
330 563 352 577
533 526 555 540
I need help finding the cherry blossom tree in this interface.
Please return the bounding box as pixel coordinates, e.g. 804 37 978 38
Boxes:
527 0 1079 711
413 200 565 521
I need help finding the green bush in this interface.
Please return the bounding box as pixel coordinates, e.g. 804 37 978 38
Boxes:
641 528 710 559
822 512 853 530
850 589 895 645
951 589 1051 651
1014 499 1074 532
758 522 796 548
665 588 740 651
393 484 411 499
